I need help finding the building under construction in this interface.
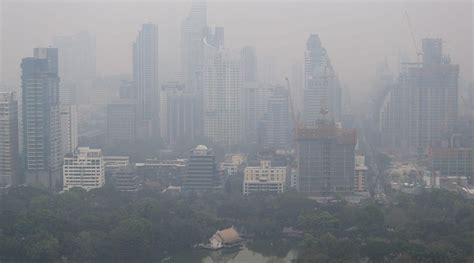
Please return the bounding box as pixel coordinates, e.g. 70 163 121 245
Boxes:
296 121 357 195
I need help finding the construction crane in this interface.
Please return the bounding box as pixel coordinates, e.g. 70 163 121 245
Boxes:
405 10 422 63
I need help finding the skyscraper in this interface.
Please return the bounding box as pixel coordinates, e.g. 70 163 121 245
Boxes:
53 31 96 105
106 101 137 145
0 92 20 187
379 38 459 155
303 34 341 124
22 48 62 190
240 46 257 82
160 82 197 145
133 23 159 139
181 1 208 92
202 34 242 146
261 87 290 149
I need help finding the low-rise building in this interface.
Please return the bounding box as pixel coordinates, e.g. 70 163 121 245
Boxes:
104 156 130 174
209 226 242 249
63 147 105 191
243 160 286 195
112 166 139 192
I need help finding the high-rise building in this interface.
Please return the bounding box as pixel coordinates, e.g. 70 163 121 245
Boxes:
379 38 459 155
106 101 137 144
160 82 197 145
243 83 275 145
0 92 20 187
53 31 96 104
183 145 218 192
296 121 357 195
60 105 77 156
133 23 160 139
22 48 62 190
181 1 208 92
63 147 105 191
261 87 290 149
303 34 341 124
202 35 242 146
243 160 286 195
240 46 257 82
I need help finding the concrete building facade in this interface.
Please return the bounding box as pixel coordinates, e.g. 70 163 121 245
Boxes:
243 160 286 195
22 48 62 190
183 145 218 192
63 147 105 191
0 92 20 187
296 122 357 195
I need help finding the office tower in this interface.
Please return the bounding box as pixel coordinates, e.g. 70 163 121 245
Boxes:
183 145 218 192
22 48 62 190
202 36 242 146
243 160 286 195
161 82 197 145
181 1 208 92
63 147 105 191
60 105 77 156
240 46 257 82
0 92 20 187
380 38 459 155
296 121 357 195
354 154 368 192
119 80 135 100
53 31 96 104
106 101 136 144
243 83 276 145
303 34 341 124
290 60 304 114
261 87 290 149
133 23 160 139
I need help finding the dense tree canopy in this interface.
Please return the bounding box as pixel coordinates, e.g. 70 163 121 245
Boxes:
0 187 472 262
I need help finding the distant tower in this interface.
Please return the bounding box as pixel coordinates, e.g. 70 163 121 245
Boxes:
303 34 341 124
106 101 137 145
202 38 242 146
161 82 197 145
262 87 290 149
0 92 20 187
133 23 160 139
181 0 208 92
381 38 459 154
240 46 257 82
53 31 96 105
22 48 62 190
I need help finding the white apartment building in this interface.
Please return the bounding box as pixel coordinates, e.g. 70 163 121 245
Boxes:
63 147 105 191
243 160 286 195
355 154 368 192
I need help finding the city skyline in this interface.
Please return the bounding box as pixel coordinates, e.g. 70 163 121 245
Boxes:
1 1 472 105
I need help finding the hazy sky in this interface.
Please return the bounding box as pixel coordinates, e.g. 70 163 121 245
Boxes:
1 0 472 100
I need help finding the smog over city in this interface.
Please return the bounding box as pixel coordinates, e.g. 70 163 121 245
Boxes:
0 0 473 262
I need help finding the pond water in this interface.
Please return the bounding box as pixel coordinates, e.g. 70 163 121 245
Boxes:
168 240 299 263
